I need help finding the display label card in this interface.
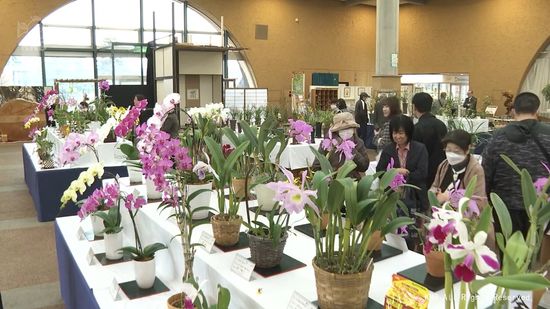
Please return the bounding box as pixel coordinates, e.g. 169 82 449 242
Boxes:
76 226 86 241
109 277 121 301
86 248 95 265
287 291 316 309
198 231 215 253
230 253 255 281
507 290 533 308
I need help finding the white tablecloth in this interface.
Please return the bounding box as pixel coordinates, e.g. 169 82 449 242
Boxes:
270 140 322 170
435 116 489 133
56 179 498 309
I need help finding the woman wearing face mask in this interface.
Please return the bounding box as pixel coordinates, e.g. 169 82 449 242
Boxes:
431 129 487 205
373 96 402 152
312 112 370 179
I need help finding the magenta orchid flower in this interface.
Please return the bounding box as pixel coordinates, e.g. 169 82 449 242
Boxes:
288 119 313 143
99 80 110 91
114 99 148 138
336 139 356 161
266 167 319 216
386 157 406 189
445 225 500 281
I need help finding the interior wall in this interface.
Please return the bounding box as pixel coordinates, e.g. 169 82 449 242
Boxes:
1 0 549 114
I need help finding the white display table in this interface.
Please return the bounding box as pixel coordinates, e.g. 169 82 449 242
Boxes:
270 140 322 170
56 181 498 309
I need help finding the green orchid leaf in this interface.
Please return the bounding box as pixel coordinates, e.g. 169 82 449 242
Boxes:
474 206 492 234
119 143 140 160
381 217 414 236
471 274 550 293
490 193 512 240
379 169 398 190
216 284 231 309
501 154 522 175
336 160 357 179
142 242 168 257
428 190 439 208
464 175 477 198
310 146 332 174
520 169 537 211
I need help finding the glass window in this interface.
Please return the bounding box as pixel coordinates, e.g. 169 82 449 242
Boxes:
45 56 94 85
57 82 96 101
188 33 222 46
187 7 217 32
227 59 254 88
96 29 139 47
43 27 91 47
94 0 140 29
143 0 184 32
144 31 182 45
42 1 92 26
0 56 42 86
18 24 41 47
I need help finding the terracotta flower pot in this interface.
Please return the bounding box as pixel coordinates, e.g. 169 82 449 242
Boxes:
231 177 250 199
248 232 288 268
211 214 242 246
425 250 445 278
367 230 383 252
167 293 195 309
313 258 373 309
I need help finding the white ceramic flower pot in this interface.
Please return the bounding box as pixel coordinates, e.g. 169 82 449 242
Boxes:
104 231 123 260
91 210 108 236
126 160 143 184
186 182 213 220
146 178 162 200
256 183 277 211
135 258 156 289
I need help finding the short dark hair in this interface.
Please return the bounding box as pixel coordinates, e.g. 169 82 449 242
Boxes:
135 94 145 101
336 98 347 110
381 96 402 117
389 115 414 143
513 92 540 114
442 129 471 152
359 92 370 100
412 92 433 113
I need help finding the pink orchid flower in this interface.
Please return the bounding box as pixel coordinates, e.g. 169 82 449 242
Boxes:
266 167 319 216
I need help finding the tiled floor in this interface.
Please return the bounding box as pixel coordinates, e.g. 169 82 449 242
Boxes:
0 142 64 309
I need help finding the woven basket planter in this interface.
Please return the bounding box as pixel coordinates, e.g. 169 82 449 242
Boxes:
248 232 288 268
211 214 242 246
41 158 55 169
313 258 373 309
425 250 445 278
231 177 250 199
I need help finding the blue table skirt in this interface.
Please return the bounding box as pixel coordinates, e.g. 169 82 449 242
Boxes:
55 222 100 309
23 145 128 222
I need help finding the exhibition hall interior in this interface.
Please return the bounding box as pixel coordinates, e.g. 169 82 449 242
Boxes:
0 0 550 308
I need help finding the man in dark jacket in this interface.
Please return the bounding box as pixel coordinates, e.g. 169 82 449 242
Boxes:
483 92 550 236
354 92 370 145
411 92 448 187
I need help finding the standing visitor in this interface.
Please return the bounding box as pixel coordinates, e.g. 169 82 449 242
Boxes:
373 96 402 152
412 92 448 187
483 92 550 236
354 92 370 145
432 92 447 115
463 90 478 116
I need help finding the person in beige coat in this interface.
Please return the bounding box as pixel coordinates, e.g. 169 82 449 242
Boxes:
431 129 487 206
431 129 495 251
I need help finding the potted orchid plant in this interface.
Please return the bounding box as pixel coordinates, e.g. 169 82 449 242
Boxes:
304 150 413 308
77 182 124 260
425 172 550 309
118 189 168 289
204 136 249 246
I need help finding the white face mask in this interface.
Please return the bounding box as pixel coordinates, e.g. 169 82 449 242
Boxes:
339 128 354 140
446 152 466 165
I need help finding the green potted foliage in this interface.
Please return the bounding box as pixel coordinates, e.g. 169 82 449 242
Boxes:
542 84 550 103
306 151 413 308
243 207 290 268
204 136 249 246
33 128 55 168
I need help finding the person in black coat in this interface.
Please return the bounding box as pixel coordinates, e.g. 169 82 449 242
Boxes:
377 115 429 212
354 92 370 145
411 92 448 187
